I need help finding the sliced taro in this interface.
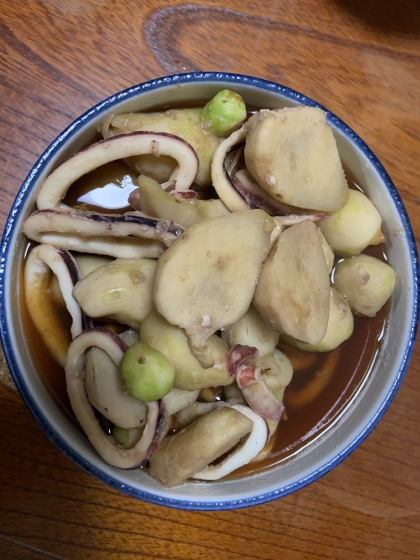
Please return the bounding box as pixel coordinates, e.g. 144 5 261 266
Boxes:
233 169 329 219
85 346 148 429
149 406 255 487
162 387 200 416
211 128 330 220
153 210 275 369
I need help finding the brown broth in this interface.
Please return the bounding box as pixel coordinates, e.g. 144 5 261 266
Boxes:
233 266 388 478
20 110 390 481
232 167 389 478
64 160 137 214
19 251 74 420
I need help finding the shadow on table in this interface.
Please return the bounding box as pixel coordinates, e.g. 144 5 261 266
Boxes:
330 0 420 36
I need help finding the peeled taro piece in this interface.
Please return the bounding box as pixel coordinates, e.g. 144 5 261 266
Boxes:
85 347 147 429
260 349 294 402
73 258 156 329
281 288 354 352
223 382 246 403
244 106 349 212
253 219 330 346
140 310 233 391
149 407 253 487
221 305 280 357
319 190 385 257
333 255 396 317
153 210 275 366
85 328 143 429
163 387 200 416
102 109 221 187
232 168 324 217
317 229 334 274
177 402 225 428
137 175 229 229
112 426 143 449
73 255 112 277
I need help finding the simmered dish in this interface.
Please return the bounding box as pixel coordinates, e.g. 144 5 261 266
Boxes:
22 91 396 487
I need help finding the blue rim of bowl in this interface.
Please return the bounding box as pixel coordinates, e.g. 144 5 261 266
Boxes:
0 72 418 510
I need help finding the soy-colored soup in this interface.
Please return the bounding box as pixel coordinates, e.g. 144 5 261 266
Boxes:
20 155 389 478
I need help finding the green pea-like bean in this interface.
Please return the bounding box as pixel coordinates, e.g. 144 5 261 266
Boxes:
112 426 142 449
119 342 175 402
201 90 247 137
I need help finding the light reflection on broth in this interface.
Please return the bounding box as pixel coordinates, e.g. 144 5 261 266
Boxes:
64 160 137 214
20 131 390 480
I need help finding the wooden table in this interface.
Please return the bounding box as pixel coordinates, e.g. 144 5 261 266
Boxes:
1 0 420 558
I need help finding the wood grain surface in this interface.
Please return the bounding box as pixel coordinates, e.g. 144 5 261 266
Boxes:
1 0 420 558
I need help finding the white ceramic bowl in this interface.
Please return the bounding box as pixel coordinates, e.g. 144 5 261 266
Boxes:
1 73 418 510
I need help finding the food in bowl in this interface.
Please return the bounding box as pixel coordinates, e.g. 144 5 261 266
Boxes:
20 89 397 488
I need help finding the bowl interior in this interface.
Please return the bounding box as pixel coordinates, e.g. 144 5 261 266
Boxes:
1 74 418 510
